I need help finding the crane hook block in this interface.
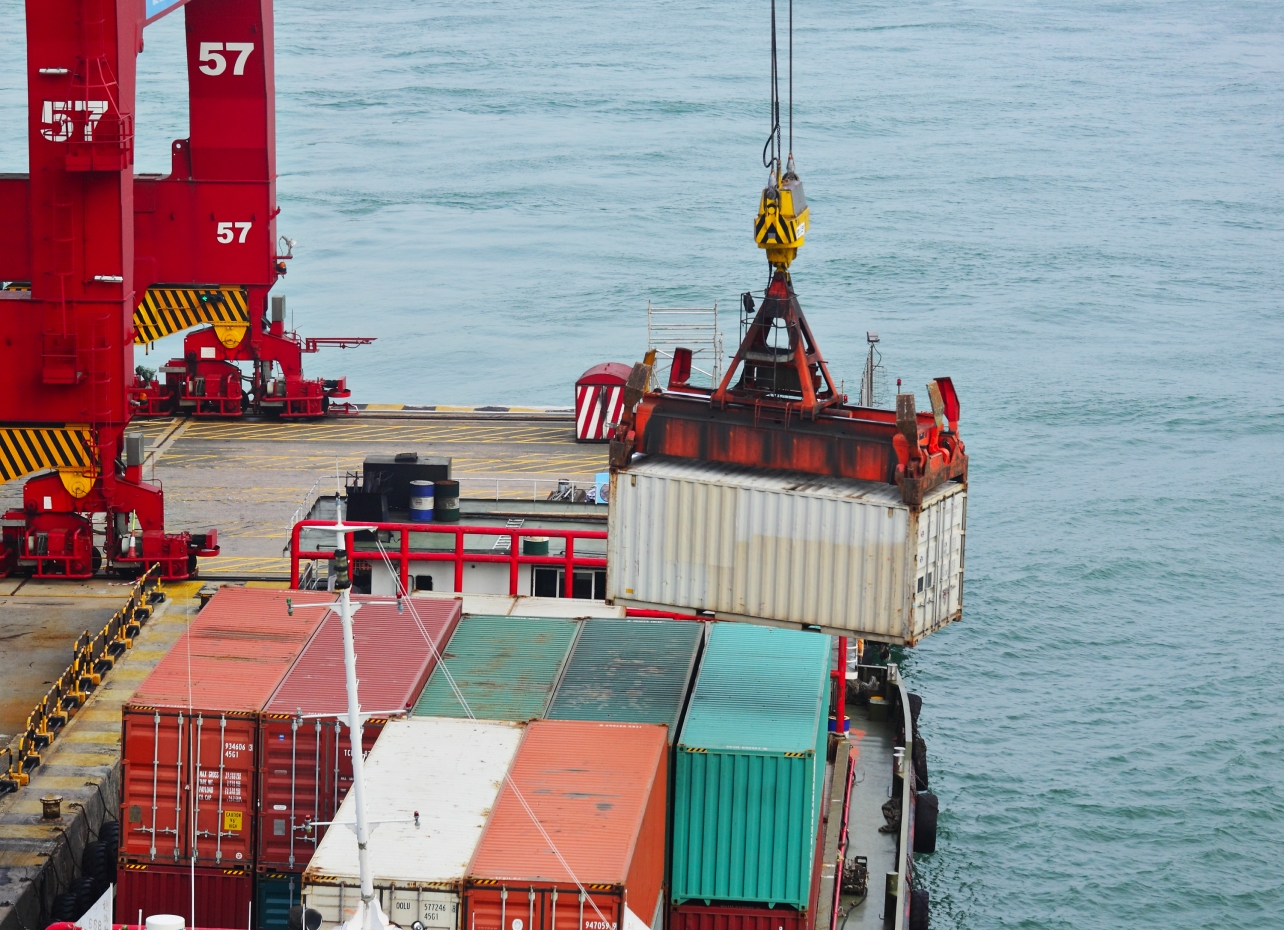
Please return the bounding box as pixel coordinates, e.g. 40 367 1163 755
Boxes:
754 168 809 270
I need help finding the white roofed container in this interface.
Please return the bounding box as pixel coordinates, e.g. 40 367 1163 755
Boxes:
607 456 966 645
301 717 524 929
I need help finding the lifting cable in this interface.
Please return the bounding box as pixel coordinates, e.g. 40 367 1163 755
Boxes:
762 0 794 174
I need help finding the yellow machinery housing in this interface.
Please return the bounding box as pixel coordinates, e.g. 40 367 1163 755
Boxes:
754 168 809 270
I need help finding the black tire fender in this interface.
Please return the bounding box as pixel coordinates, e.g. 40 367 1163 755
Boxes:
913 733 929 789
914 790 939 854
909 886 930 930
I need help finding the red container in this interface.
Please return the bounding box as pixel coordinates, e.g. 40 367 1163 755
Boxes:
256 596 461 870
463 720 669 930
669 904 807 930
120 588 332 867
115 862 252 928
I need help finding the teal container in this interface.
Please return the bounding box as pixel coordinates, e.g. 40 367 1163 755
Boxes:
255 871 301 930
411 615 579 720
670 623 831 910
546 618 703 738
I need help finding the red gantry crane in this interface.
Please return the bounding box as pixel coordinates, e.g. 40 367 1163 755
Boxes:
0 0 369 579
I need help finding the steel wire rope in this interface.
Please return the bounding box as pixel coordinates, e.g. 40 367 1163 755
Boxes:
763 0 781 173
347 539 617 930
186 601 197 927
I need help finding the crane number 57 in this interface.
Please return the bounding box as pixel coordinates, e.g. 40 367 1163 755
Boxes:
198 42 255 76
216 222 252 244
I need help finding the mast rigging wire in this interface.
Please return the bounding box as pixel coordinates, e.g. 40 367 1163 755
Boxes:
363 539 617 930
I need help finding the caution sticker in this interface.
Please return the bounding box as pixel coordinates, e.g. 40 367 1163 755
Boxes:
223 810 243 832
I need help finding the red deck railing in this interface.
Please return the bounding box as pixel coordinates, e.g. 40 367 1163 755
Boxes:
289 520 607 595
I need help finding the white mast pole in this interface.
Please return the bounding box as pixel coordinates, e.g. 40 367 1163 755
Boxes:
321 486 381 930
335 561 376 924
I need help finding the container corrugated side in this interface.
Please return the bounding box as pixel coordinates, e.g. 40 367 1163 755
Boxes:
463 720 669 930
115 863 251 927
607 456 966 645
255 871 303 930
120 587 329 866
670 782 828 930
258 597 461 870
546 618 703 737
412 615 579 721
302 718 524 930
670 624 830 910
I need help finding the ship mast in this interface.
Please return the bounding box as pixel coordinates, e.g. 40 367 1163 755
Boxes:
312 503 385 930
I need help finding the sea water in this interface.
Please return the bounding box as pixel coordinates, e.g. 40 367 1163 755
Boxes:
1 1 1281 925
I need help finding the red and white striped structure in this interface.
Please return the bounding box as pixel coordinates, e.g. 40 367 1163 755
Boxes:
574 362 631 442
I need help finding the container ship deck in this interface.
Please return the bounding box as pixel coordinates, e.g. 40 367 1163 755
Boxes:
0 408 937 930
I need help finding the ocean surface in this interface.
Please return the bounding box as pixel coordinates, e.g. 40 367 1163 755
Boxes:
2 0 1283 925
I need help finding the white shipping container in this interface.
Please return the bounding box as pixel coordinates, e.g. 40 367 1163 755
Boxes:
302 717 525 929
607 456 966 645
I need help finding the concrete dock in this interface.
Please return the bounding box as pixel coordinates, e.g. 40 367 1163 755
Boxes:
0 581 203 930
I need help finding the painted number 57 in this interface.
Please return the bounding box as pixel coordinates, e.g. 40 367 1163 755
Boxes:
198 41 255 76
217 221 252 244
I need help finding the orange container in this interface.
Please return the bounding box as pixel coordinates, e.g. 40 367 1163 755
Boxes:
120 587 331 867
463 720 669 930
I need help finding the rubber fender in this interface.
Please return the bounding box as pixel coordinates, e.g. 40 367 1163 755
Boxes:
51 893 80 922
914 790 939 854
913 733 929 789
909 886 930 930
907 691 923 730
71 877 96 917
80 840 105 879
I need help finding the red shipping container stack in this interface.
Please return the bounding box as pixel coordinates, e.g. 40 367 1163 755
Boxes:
463 720 669 930
116 862 253 929
117 587 333 923
257 595 461 871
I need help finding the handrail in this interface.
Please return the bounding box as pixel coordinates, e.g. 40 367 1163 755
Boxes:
290 519 607 595
0 565 165 794
890 663 914 930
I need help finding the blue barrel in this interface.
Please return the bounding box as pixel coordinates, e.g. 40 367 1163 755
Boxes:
409 480 434 522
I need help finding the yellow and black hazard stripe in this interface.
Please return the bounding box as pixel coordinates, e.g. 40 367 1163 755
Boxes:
0 427 95 484
133 286 250 344
754 209 797 247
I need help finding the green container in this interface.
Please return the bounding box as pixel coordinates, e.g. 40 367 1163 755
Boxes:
411 615 579 720
671 623 831 910
255 871 301 930
546 618 703 738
